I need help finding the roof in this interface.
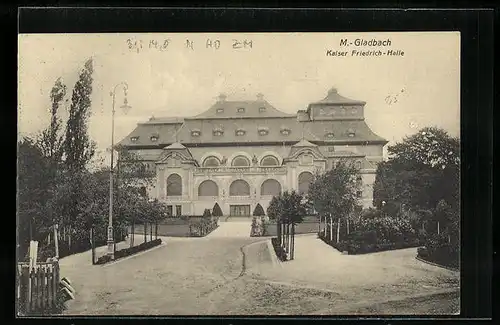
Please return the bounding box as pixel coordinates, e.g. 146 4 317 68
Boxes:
192 95 295 119
165 142 186 149
117 118 387 147
292 139 318 147
309 88 366 106
116 90 387 147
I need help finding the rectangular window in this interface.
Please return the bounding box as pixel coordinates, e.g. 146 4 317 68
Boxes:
176 205 182 216
167 205 173 216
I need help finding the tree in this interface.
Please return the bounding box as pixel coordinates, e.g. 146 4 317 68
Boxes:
267 191 306 260
64 58 96 171
252 203 265 217
279 191 306 260
373 127 460 222
267 195 283 245
60 58 96 250
309 159 361 243
17 137 53 258
37 78 67 167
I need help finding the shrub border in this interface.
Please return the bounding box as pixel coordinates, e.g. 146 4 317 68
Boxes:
95 238 163 265
415 255 459 272
318 234 423 255
270 237 288 261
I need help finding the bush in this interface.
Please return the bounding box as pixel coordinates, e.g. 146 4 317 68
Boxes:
95 239 162 264
250 216 265 236
420 233 459 268
319 215 422 255
188 217 218 237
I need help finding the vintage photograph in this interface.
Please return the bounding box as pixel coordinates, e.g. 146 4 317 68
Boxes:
17 32 460 316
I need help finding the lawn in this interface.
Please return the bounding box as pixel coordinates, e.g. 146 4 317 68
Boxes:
130 217 213 237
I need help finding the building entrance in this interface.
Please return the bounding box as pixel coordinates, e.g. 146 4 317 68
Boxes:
230 205 251 217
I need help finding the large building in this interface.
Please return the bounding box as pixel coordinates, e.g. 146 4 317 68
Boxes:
117 88 387 217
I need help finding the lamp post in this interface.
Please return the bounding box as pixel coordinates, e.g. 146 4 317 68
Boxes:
107 82 132 259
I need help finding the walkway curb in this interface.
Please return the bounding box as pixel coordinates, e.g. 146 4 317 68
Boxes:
415 256 460 272
102 242 166 268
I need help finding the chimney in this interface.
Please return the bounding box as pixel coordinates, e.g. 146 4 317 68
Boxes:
218 93 227 102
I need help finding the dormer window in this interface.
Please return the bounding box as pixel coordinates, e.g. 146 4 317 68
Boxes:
213 128 224 136
237 107 245 113
150 134 159 142
235 128 246 136
340 107 346 115
259 107 266 113
280 127 291 136
191 129 201 137
347 128 356 137
130 136 139 142
328 146 335 152
351 107 358 114
216 108 224 114
258 127 269 136
325 132 335 139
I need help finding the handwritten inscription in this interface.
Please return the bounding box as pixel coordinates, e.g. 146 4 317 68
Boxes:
126 38 253 53
385 88 407 105
127 38 170 53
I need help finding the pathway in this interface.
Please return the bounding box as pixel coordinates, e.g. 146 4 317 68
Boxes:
206 220 252 238
58 232 459 315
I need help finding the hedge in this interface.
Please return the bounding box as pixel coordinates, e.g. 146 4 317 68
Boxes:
271 237 287 261
319 234 422 255
417 233 459 269
95 238 162 265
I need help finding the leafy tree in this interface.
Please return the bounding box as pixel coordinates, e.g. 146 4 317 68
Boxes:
17 137 53 258
252 203 265 217
59 58 96 250
268 191 306 260
373 127 460 222
266 196 281 221
309 159 361 242
267 195 283 245
64 58 96 171
37 78 67 166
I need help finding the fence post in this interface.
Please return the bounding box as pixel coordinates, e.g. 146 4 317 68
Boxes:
46 266 52 310
329 215 333 242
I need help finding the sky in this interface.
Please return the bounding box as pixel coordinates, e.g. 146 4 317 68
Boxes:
18 32 460 165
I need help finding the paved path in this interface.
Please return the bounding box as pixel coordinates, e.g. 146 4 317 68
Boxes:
59 232 459 315
207 221 252 238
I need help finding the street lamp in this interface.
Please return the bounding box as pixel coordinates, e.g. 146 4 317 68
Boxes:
107 82 132 259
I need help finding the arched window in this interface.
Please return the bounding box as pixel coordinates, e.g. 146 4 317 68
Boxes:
203 156 220 167
261 179 282 196
298 171 313 195
166 174 182 196
198 180 219 197
231 155 250 167
261 155 279 166
229 179 250 196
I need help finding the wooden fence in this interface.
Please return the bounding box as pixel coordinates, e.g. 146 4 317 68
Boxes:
17 261 60 315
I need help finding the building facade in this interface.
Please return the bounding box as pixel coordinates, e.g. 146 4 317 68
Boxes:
117 88 387 217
